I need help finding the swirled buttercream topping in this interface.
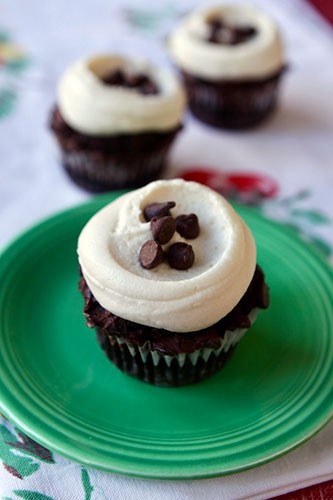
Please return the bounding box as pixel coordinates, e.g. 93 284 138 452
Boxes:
77 179 256 332
57 54 186 135
168 5 284 80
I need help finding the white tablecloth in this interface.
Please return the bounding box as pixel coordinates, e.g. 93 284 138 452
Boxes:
1 0 332 498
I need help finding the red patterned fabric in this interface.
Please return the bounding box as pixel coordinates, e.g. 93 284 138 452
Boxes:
274 480 333 499
308 0 333 25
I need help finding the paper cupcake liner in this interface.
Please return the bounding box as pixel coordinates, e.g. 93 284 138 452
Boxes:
61 147 168 192
97 309 259 387
49 108 182 192
181 70 283 129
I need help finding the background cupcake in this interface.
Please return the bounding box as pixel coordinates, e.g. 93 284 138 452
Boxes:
168 4 285 129
78 179 269 386
50 54 186 191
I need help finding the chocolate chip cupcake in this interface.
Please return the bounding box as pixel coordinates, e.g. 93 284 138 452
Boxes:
78 179 269 386
168 4 285 129
50 54 186 191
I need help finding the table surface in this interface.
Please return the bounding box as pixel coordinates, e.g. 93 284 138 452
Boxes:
0 0 332 499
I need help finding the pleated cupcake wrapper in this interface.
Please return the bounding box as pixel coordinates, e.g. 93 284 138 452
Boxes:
108 309 259 368
188 80 279 114
182 71 282 128
61 148 167 185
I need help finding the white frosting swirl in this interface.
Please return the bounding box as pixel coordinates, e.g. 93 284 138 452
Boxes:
78 179 256 333
168 4 284 80
57 54 186 135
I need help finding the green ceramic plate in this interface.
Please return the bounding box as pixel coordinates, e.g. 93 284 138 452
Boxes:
0 193 332 479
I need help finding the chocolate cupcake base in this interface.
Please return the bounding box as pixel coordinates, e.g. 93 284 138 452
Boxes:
79 265 269 387
96 314 258 386
97 328 239 386
181 69 284 130
50 108 181 192
59 147 169 192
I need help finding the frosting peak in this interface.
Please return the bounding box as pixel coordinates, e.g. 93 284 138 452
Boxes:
78 180 256 332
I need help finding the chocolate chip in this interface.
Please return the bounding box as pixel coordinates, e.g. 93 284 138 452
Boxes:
167 243 195 270
226 26 257 45
140 81 159 95
151 216 176 245
143 201 176 221
175 214 200 239
236 26 257 42
207 18 225 43
127 74 159 95
126 73 148 88
139 240 165 269
100 69 126 85
219 28 238 45
207 18 224 31
206 17 257 45
100 69 159 95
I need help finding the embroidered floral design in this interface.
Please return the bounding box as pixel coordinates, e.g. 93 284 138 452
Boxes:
0 31 29 119
262 190 332 258
81 468 94 500
122 5 181 34
180 168 332 258
0 422 54 480
12 491 54 500
180 168 279 205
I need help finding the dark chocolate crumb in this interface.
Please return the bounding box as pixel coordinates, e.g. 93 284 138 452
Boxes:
175 213 200 239
167 242 195 270
79 264 269 353
151 216 176 245
143 201 176 221
139 240 165 269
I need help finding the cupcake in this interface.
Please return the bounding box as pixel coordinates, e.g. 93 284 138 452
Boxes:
78 179 269 386
168 4 285 129
49 54 186 191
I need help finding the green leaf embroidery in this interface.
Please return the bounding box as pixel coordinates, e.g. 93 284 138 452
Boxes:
0 423 54 479
81 467 94 500
0 88 17 119
0 31 10 43
13 491 54 500
0 29 29 118
261 190 332 258
123 5 180 33
279 190 311 206
12 430 54 463
306 236 332 258
6 57 30 73
289 209 331 225
0 425 38 479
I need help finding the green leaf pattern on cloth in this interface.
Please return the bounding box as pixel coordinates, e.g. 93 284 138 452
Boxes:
81 468 94 500
13 491 55 500
122 5 181 33
261 191 333 260
0 423 54 479
0 417 99 498
0 30 29 119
